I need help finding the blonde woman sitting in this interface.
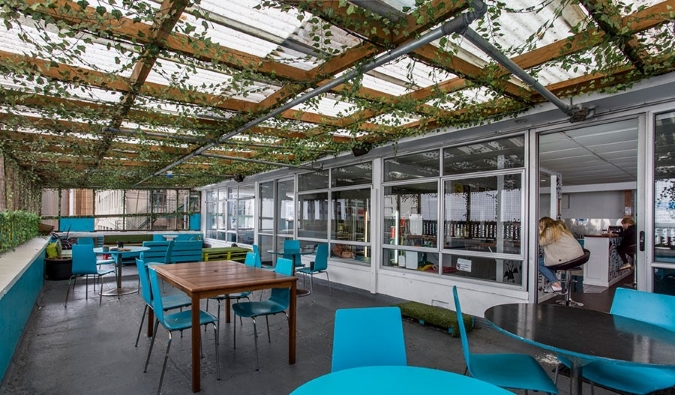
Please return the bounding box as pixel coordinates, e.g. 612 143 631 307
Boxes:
538 217 584 293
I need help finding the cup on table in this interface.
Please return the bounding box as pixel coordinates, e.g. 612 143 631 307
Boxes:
102 246 109 252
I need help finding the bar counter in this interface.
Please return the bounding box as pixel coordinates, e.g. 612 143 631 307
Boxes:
583 234 631 287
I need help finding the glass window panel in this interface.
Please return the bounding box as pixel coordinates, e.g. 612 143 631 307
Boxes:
654 111 675 263
258 234 274 266
330 242 370 264
298 170 329 191
331 189 370 242
443 136 525 175
205 200 217 239
382 247 439 271
440 254 523 284
277 179 295 236
384 150 440 181
237 186 255 245
332 162 372 187
259 181 274 233
443 174 522 255
298 192 328 239
383 182 438 248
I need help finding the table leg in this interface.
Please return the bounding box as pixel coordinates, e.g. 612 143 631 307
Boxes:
102 254 137 296
289 282 297 364
225 298 231 324
569 359 583 395
191 296 201 392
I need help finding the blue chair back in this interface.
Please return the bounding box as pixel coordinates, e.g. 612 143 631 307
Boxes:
452 286 473 372
72 244 98 275
136 258 153 306
147 267 167 326
331 306 407 372
269 258 293 306
244 252 259 268
313 244 329 271
283 239 301 266
611 288 675 331
252 245 263 267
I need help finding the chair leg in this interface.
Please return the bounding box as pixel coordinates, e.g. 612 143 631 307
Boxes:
135 305 148 347
64 275 74 308
85 275 89 300
325 271 331 296
98 275 104 306
233 313 237 349
144 319 160 373
265 315 271 343
212 322 220 380
157 332 173 395
252 317 259 371
309 273 314 296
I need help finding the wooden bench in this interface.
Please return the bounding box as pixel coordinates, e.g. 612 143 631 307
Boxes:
202 247 250 262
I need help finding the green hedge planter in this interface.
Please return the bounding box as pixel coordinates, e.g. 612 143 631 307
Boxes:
398 301 473 337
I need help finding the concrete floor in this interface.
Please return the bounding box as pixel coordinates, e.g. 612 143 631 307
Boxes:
0 267 619 395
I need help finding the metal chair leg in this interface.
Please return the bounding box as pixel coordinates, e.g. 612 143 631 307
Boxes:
252 317 259 371
135 305 148 347
157 332 173 395
144 320 160 373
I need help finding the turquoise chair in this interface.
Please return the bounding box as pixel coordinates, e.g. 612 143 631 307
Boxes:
232 257 293 371
134 258 191 347
78 237 115 266
206 252 258 339
297 243 331 296
453 286 558 394
283 239 303 267
331 306 407 372
64 244 115 307
561 288 675 394
145 267 220 394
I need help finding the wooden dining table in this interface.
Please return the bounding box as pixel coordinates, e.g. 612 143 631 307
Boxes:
152 260 298 392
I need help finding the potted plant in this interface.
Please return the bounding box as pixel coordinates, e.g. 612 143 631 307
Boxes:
44 235 73 280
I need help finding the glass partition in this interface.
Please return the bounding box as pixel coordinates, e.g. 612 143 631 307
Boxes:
443 136 524 175
298 192 328 239
654 111 675 264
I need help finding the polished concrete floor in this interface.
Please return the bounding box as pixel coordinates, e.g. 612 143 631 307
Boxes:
1 267 625 395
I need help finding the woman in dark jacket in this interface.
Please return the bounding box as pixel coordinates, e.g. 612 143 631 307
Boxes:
610 217 636 270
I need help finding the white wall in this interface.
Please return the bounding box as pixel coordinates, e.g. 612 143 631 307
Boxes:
540 190 627 219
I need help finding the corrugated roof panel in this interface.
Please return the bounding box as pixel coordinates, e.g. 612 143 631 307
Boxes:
0 18 136 77
636 25 675 57
370 55 456 92
145 58 278 102
294 95 359 117
369 111 420 125
427 86 496 111
0 76 124 103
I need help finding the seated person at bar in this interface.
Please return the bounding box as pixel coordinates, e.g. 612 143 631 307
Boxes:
332 243 355 258
609 217 637 271
538 217 584 293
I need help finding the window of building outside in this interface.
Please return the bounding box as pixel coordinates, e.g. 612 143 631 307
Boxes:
654 111 675 282
441 135 525 285
381 137 526 286
296 165 372 263
441 173 524 285
205 190 218 240
383 181 438 269
236 185 255 245
274 179 295 254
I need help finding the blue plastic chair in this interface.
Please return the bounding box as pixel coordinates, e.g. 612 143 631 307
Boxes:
453 286 558 394
144 267 220 394
134 258 191 347
231 257 293 371
78 237 115 266
283 239 302 267
297 243 331 296
65 244 115 307
138 241 174 293
331 306 407 372
565 288 675 394
206 252 258 339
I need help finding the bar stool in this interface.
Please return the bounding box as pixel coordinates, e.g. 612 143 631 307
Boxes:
547 249 591 307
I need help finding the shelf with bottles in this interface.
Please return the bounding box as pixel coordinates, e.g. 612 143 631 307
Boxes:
444 221 521 241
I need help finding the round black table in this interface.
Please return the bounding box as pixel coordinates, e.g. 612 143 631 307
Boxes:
484 303 675 395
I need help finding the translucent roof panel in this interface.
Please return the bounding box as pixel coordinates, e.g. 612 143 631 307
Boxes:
369 111 420 126
293 95 359 118
136 96 238 120
0 76 124 104
146 57 279 102
184 0 361 69
427 86 497 111
0 17 137 77
370 55 456 93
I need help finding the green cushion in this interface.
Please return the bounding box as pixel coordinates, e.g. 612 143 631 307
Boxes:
397 301 473 337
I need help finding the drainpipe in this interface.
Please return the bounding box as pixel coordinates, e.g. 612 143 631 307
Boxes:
461 28 589 123
134 0 488 185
